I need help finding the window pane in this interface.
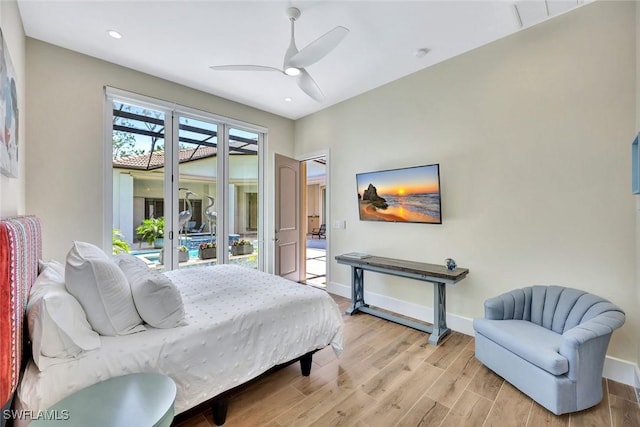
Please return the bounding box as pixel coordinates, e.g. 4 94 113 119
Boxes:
109 92 265 273
112 101 167 271
228 128 259 269
177 115 219 268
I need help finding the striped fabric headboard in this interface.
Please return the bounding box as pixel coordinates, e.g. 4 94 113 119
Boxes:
0 216 41 417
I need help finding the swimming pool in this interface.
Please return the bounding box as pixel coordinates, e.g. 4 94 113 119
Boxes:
129 244 256 268
130 249 200 264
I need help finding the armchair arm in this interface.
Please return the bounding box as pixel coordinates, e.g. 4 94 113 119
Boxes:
484 295 506 320
561 311 625 348
560 311 625 382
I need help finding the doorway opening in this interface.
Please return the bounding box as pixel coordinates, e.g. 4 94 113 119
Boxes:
304 156 327 287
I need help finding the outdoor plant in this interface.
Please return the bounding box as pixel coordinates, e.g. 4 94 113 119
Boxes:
160 244 189 264
112 229 130 254
230 239 253 256
135 217 164 246
199 242 216 249
198 241 217 260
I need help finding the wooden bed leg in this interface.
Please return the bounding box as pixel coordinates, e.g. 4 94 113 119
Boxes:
212 398 228 426
300 352 313 376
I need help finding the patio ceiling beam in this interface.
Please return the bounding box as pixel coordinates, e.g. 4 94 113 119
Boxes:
115 110 220 142
114 123 255 150
180 123 218 138
113 124 164 139
228 135 259 145
178 136 218 148
114 110 258 147
113 109 164 126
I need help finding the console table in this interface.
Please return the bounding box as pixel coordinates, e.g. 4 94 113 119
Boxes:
335 254 469 345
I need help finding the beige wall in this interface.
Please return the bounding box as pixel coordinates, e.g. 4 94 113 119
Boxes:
636 0 640 373
0 0 25 216
296 1 638 362
25 39 295 269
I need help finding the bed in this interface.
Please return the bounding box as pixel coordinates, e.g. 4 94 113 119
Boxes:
0 216 344 426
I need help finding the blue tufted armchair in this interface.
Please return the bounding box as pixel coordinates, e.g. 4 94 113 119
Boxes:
473 285 625 415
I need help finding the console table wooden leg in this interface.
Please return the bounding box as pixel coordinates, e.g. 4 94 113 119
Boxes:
346 266 366 315
428 282 451 345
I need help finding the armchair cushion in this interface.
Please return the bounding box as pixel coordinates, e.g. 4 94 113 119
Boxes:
473 319 567 375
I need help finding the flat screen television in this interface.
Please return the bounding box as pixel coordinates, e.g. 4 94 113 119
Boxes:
356 163 441 224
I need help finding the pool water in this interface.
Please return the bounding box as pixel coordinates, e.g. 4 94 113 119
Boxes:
130 249 199 263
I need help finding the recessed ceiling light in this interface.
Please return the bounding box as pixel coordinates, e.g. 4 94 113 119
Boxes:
108 30 122 39
284 97 293 102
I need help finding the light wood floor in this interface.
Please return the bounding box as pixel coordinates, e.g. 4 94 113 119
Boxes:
173 295 640 427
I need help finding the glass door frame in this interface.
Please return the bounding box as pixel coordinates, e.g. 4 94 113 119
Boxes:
104 87 266 271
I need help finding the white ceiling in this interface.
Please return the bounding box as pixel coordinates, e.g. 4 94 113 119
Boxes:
17 0 591 120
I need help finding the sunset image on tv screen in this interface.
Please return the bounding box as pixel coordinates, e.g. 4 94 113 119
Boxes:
356 164 441 224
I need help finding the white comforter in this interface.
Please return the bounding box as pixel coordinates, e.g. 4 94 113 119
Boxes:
17 265 343 416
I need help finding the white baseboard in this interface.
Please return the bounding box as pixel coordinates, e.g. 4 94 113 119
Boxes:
603 356 638 387
326 281 638 387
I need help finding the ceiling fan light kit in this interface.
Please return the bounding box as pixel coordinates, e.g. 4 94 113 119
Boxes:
210 6 349 102
284 67 301 76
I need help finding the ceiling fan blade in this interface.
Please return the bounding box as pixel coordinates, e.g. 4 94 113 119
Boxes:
287 26 349 68
297 69 324 102
210 65 283 73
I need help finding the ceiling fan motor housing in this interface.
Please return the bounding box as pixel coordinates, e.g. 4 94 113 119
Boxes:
286 7 301 21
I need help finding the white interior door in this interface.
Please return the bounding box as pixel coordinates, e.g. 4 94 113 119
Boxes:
274 153 302 280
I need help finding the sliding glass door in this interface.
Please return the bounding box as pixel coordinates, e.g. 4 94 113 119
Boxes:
227 127 260 269
108 89 264 271
111 100 170 271
175 114 220 269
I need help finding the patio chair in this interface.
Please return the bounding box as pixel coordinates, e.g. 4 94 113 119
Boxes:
311 224 326 239
188 222 205 233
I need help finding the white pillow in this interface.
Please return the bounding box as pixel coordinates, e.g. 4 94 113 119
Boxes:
114 253 186 329
27 265 100 371
65 241 145 336
112 252 148 269
38 259 65 276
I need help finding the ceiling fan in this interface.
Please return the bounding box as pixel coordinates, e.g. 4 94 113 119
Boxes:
210 7 349 102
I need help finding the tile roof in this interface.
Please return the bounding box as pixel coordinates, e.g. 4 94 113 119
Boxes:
113 146 216 170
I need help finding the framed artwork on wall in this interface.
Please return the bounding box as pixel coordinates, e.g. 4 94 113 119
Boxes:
0 28 18 178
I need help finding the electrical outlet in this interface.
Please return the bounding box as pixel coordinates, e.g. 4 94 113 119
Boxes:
333 220 345 229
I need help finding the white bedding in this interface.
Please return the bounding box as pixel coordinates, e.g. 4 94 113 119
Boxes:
16 264 343 416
